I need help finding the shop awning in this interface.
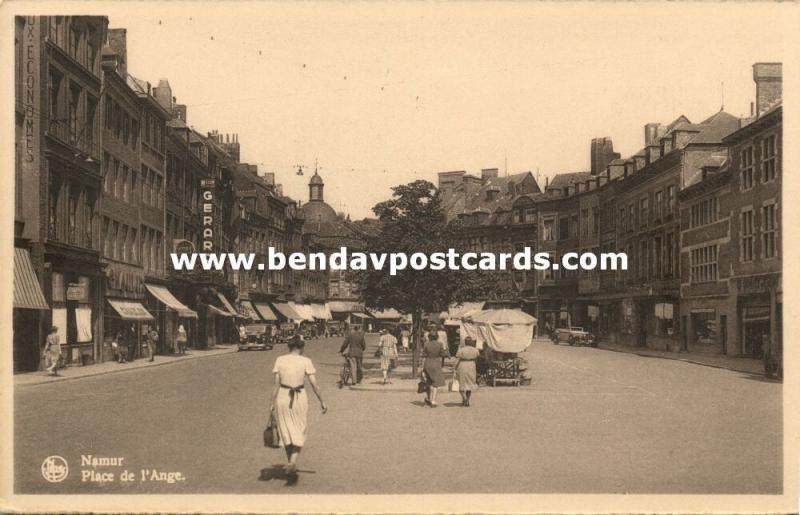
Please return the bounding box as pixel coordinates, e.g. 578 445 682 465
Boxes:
254 302 278 321
272 302 302 322
329 300 365 313
310 303 332 320
107 299 154 321
240 300 261 321
351 312 373 319
207 304 232 317
289 302 315 322
367 308 403 320
13 248 49 310
217 292 239 317
145 284 198 318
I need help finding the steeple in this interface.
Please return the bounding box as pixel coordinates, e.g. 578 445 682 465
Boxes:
309 171 324 202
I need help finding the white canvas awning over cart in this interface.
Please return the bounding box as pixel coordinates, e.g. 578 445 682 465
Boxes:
461 309 537 354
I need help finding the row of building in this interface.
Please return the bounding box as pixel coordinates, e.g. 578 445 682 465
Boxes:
440 62 782 360
13 16 372 372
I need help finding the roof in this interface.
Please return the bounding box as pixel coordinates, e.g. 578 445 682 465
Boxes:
440 170 538 221
301 200 338 225
309 172 324 185
547 171 592 191
686 111 740 144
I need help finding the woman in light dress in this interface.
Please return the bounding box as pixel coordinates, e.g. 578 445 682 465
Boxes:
378 328 398 384
270 335 327 483
453 337 480 407
44 326 61 376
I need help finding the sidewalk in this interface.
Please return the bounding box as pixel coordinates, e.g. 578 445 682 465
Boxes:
14 345 239 387
350 337 433 392
596 341 766 375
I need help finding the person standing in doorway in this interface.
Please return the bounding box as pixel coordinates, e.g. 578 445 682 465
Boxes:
44 326 61 376
338 323 366 384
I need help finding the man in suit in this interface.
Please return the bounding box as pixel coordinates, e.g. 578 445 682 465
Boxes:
339 323 366 384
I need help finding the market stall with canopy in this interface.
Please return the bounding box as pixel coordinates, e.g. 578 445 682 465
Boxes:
461 309 536 386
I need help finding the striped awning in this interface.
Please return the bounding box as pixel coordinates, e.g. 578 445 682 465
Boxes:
145 284 198 318
107 299 154 321
289 302 315 322
272 302 302 322
240 300 261 321
207 304 232 317
14 248 49 310
329 300 365 313
216 292 239 317
254 302 278 321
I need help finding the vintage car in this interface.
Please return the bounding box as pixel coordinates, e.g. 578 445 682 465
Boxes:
238 324 273 351
552 326 597 347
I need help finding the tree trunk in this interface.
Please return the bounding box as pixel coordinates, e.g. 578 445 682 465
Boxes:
412 308 422 377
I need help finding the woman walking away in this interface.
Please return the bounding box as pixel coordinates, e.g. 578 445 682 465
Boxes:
378 328 398 385
454 337 480 406
44 326 61 376
422 332 448 407
176 324 187 355
270 335 327 484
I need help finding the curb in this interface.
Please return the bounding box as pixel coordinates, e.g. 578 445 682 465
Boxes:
15 347 239 388
597 345 766 376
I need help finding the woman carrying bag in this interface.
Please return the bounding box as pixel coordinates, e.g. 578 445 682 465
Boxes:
268 335 327 484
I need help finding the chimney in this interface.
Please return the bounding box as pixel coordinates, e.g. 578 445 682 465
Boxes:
153 79 173 112
644 123 665 146
437 171 466 195
591 137 620 176
481 168 499 182
107 28 127 78
646 144 661 164
753 62 782 116
262 172 275 186
173 104 187 122
598 175 608 187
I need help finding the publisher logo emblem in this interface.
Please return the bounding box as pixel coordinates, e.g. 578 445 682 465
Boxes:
41 456 68 483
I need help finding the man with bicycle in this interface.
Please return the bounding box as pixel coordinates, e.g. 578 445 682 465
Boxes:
338 323 366 385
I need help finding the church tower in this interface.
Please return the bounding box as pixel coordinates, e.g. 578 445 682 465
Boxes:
309 171 324 202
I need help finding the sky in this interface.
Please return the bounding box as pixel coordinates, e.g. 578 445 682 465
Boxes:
102 2 794 219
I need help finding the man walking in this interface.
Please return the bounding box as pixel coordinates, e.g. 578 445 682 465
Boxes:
44 326 61 376
339 323 366 385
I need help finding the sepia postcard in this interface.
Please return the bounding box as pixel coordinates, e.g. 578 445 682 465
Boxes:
1 1 798 513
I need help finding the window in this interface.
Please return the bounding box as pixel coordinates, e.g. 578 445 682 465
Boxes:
664 232 675 278
690 196 718 228
131 118 139 150
87 28 98 73
592 207 599 236
666 185 676 218
85 95 97 152
122 111 130 145
142 166 151 206
654 236 662 279
619 207 626 234
111 221 119 259
120 225 128 261
639 196 648 228
543 252 556 281
690 245 718 283
762 135 777 182
524 208 535 223
628 204 635 232
68 83 81 143
513 208 523 224
121 165 129 202
740 146 755 190
49 68 63 119
103 217 111 257
542 218 554 241
130 169 137 204
69 25 80 59
640 240 648 280
571 214 579 238
49 17 63 45
559 217 569 240
654 190 663 222
741 209 754 262
581 209 589 238
103 152 111 193
763 203 777 258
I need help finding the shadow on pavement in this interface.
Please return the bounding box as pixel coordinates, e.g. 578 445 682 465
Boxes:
410 400 427 408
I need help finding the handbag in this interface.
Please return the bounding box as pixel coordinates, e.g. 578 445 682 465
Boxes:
417 370 430 394
374 348 382 358
448 375 460 392
263 412 280 448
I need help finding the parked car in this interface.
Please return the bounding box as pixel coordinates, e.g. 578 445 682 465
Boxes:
238 324 273 351
552 327 597 347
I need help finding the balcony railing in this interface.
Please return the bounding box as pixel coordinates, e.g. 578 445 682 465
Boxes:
47 119 101 160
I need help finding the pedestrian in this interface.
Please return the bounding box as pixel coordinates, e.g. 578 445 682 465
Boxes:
146 325 159 362
422 331 448 407
238 323 247 344
338 323 366 384
127 325 137 361
453 337 480 407
114 330 128 363
436 324 449 366
269 335 327 484
400 325 410 353
378 328 399 385
176 324 187 355
44 326 61 376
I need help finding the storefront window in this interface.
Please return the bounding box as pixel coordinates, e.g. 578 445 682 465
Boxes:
691 311 716 346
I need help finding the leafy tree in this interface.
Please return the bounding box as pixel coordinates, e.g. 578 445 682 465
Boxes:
355 180 501 375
